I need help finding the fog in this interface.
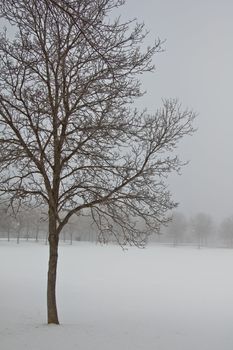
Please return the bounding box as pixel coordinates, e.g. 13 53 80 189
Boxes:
1 2 233 346
122 0 233 222
1 1 232 222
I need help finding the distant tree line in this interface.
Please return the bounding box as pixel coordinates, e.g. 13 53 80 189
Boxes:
0 205 97 244
1 206 233 249
151 211 233 249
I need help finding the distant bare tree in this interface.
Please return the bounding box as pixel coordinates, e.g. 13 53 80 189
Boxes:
0 204 12 239
219 216 233 248
0 0 195 324
167 212 187 246
190 213 213 248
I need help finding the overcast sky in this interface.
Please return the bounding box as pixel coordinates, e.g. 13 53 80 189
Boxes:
120 0 233 222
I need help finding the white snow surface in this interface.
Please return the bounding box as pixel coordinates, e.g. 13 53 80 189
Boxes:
1 241 233 350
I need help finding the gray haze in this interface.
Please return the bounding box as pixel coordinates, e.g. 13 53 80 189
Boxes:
1 1 232 222
122 0 233 222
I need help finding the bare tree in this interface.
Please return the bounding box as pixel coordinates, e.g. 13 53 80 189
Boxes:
0 0 195 324
167 211 187 246
219 216 233 248
0 204 12 239
190 213 213 248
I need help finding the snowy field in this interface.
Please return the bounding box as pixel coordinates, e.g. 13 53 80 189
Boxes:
1 241 233 350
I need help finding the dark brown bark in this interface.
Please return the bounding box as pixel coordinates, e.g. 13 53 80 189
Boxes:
47 213 59 324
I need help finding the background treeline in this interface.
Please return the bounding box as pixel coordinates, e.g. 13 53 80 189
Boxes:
0 206 97 244
0 206 233 248
150 212 233 248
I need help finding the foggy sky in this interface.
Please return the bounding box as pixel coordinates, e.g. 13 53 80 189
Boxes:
122 0 233 222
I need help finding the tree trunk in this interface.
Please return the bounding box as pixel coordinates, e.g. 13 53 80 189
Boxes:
35 225 39 242
17 228 20 244
47 213 59 324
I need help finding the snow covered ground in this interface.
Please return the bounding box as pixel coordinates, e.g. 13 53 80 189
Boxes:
1 241 233 350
